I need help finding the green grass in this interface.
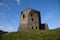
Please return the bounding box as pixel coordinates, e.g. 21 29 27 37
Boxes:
1 28 60 40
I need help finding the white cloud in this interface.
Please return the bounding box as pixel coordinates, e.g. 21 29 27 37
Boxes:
0 2 8 7
0 26 4 29
0 3 4 6
0 24 15 32
16 0 20 5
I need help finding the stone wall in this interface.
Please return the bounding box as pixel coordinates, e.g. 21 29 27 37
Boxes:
41 24 49 30
18 8 41 31
18 8 49 31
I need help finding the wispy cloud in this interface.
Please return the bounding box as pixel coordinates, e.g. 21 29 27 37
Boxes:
16 0 20 5
0 24 15 32
0 2 8 7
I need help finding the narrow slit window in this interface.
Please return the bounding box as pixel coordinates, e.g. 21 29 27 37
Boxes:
23 14 25 18
31 14 33 17
32 26 33 29
31 18 34 21
36 27 37 29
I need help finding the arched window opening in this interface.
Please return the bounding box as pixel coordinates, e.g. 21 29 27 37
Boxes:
36 27 37 29
23 14 25 18
31 14 33 17
31 18 34 21
32 26 33 29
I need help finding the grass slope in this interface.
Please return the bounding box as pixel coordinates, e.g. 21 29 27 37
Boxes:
1 29 60 40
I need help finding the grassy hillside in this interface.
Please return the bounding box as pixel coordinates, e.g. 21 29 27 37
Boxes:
1 28 60 40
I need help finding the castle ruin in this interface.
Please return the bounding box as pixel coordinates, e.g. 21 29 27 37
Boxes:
18 8 49 31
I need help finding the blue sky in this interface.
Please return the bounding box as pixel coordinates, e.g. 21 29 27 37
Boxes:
0 0 60 32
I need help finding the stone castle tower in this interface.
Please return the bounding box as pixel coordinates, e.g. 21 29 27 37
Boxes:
18 8 48 31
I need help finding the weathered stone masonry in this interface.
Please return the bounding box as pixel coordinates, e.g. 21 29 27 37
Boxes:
18 8 49 31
